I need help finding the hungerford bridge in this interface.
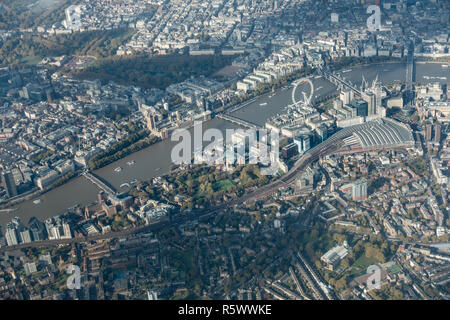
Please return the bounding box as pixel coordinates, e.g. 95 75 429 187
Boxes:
318 67 363 96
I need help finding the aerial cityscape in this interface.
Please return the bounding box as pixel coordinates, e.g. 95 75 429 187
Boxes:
0 0 448 302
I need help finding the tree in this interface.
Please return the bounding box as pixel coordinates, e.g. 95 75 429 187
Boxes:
333 233 347 243
335 275 348 291
365 245 386 263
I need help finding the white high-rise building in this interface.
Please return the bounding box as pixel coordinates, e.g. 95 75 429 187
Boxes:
5 226 18 246
375 83 383 116
24 262 37 276
352 179 368 201
362 91 376 116
64 5 82 30
19 229 32 244
147 290 158 300
340 89 354 105
331 13 339 23
5 217 26 246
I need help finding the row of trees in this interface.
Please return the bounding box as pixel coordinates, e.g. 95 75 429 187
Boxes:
328 56 404 70
88 129 159 170
47 171 77 190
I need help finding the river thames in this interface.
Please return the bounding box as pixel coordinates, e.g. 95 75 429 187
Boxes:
1 61 448 228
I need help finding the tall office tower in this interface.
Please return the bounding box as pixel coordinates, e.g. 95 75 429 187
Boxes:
19 229 32 244
434 124 441 143
375 83 383 116
425 123 433 142
316 125 328 142
1 171 18 199
62 222 72 239
302 135 311 152
352 179 368 201
362 92 376 116
349 99 368 117
29 217 46 241
5 223 19 246
340 89 354 105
